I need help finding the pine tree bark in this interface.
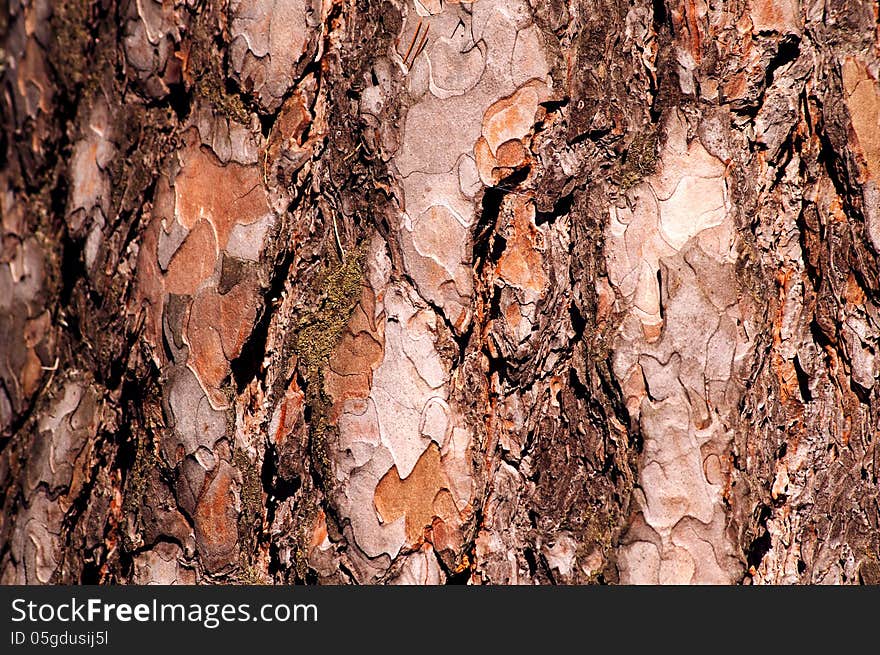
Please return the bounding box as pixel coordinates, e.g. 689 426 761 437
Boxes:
0 0 878 585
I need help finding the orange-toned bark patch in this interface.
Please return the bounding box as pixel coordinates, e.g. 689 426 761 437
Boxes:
174 137 271 248
842 57 880 183
325 285 385 423
495 197 548 294
193 463 239 572
164 218 217 296
374 443 460 548
185 280 260 408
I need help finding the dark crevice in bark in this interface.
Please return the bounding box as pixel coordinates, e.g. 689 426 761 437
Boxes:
764 36 801 88
814 109 856 217
793 355 813 402
523 546 538 577
569 302 586 337
260 442 301 532
261 58 324 142
535 191 574 226
768 138 797 185
796 208 822 286
58 432 115 582
230 247 296 393
429 539 470 584
648 1 675 123
474 167 532 264
452 164 533 372
745 505 772 572
258 111 274 139
336 561 357 585
651 0 667 30
443 544 474 584
538 548 557 585
166 82 193 122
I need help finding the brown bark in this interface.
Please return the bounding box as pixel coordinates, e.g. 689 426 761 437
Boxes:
0 0 878 585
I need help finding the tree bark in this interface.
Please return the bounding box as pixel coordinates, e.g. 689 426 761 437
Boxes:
1 0 878 585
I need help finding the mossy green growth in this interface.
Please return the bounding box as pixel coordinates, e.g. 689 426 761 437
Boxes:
189 21 251 125
108 104 176 215
859 549 880 584
293 246 367 378
290 497 320 582
290 244 367 480
122 433 159 519
576 503 621 584
0 0 8 49
49 1 92 93
233 447 264 578
734 231 770 312
236 562 266 585
614 128 660 191
234 447 263 535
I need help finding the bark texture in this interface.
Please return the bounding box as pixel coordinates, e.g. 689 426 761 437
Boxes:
0 0 879 585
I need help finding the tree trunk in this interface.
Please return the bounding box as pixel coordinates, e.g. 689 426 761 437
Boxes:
1 0 878 585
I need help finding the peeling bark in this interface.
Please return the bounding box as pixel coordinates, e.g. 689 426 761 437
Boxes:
1 0 879 585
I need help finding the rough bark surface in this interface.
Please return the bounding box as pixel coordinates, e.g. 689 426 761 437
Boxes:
0 0 878 585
